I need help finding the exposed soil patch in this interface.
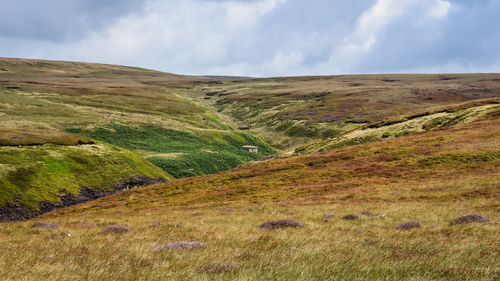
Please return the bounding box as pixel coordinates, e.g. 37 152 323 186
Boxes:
152 241 206 252
395 221 421 230
258 219 303 230
450 214 490 225
0 175 167 222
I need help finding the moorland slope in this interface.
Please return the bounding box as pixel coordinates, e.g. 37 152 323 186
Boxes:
0 58 273 218
2 113 498 280
0 58 499 280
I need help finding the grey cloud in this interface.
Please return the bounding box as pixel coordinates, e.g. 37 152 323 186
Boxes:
353 0 500 73
0 0 498 75
0 0 146 42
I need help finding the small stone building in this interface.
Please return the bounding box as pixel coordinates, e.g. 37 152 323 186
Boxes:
242 145 258 153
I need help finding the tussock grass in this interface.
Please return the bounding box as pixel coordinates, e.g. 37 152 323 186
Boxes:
0 200 497 281
450 214 490 225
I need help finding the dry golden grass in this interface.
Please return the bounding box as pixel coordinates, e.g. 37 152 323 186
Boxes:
0 128 93 146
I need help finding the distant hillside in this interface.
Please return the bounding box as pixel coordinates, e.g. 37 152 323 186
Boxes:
200 74 500 152
0 57 275 178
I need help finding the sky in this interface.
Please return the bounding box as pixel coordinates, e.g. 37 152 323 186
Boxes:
0 0 499 77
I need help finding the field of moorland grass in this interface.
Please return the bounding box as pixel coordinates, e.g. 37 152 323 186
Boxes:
295 101 500 154
0 117 497 280
0 200 497 281
201 74 500 150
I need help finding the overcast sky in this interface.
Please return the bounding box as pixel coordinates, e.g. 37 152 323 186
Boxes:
0 0 499 76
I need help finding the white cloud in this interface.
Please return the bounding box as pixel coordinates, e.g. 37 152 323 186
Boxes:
430 0 451 18
48 0 287 74
324 0 452 73
224 0 286 27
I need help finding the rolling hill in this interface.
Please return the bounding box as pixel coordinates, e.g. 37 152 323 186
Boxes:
0 58 274 218
1 112 498 280
0 57 499 280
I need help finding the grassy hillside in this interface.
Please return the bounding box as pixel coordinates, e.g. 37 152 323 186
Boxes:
67 124 274 178
0 115 497 280
0 57 275 179
0 132 169 220
1 58 499 279
201 74 500 151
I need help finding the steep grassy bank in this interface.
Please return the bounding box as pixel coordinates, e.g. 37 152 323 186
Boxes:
0 138 169 220
0 116 496 280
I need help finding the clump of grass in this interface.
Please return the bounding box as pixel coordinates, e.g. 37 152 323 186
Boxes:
342 214 360 220
395 221 421 230
200 263 237 274
152 241 206 252
258 219 303 229
450 214 490 225
32 222 59 228
101 225 130 234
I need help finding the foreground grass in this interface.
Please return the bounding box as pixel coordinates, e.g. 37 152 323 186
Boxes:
0 117 498 280
0 200 497 281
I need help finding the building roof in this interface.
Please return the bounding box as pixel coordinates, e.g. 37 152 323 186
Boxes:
242 145 258 149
